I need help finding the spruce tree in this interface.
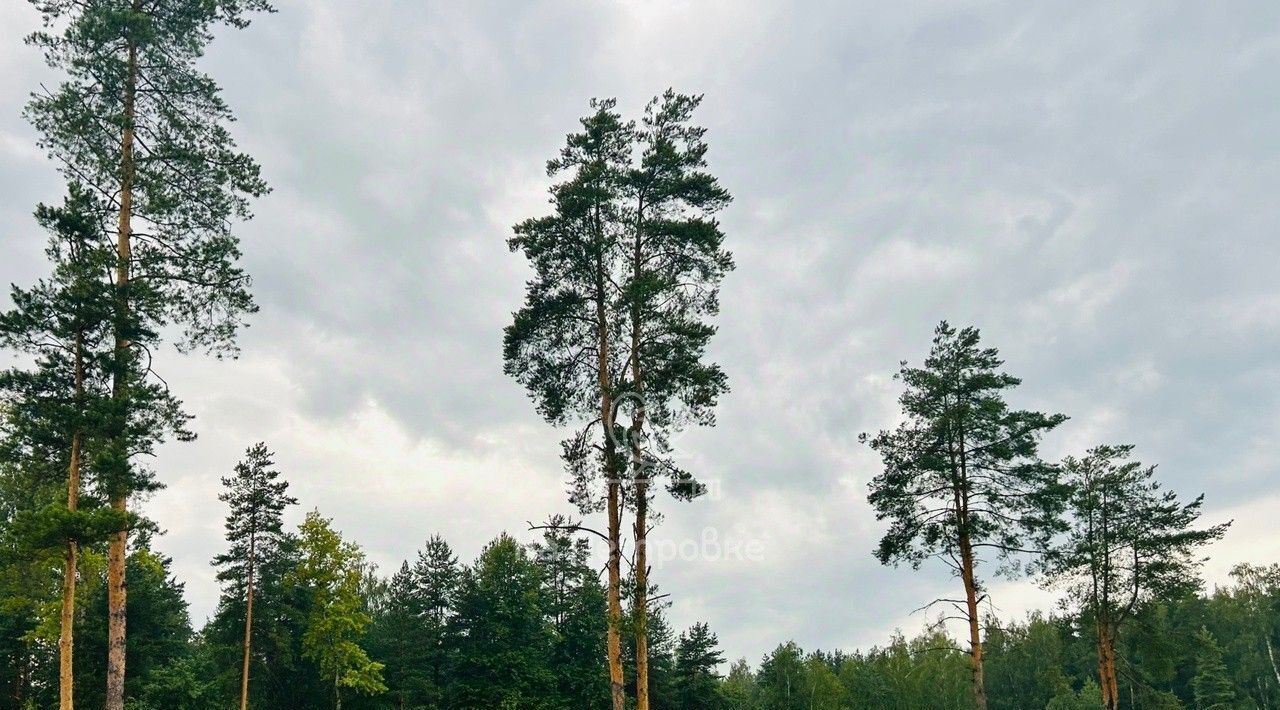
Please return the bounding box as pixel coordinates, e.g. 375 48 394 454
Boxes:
673 622 727 710
212 443 296 710
24 3 272 705
449 534 555 708
1044 445 1228 710
365 562 430 708
413 534 460 706
863 321 1068 710
1191 627 1237 710
619 90 733 710
533 518 609 707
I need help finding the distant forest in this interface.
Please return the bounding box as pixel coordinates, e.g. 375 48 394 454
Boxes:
0 2 1273 710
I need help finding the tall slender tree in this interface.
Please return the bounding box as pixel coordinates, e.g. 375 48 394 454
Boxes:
0 187 118 710
1044 445 1229 710
863 322 1068 710
212 443 296 710
505 98 635 710
618 89 733 710
24 2 272 706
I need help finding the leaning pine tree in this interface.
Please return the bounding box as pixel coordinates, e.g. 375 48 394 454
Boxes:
1044 445 1228 710
618 90 732 710
25 2 272 707
213 443 297 710
504 98 635 710
863 322 1068 710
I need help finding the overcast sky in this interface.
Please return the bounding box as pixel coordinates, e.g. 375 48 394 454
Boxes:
2 0 1278 664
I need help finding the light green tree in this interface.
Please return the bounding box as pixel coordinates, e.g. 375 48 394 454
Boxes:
287 510 385 709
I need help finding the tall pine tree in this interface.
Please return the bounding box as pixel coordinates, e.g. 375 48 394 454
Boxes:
1044 445 1228 710
505 98 635 710
212 443 296 710
618 90 733 710
863 322 1068 710
24 2 272 705
0 187 119 708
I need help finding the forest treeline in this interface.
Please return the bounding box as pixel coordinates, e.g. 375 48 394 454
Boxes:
2 457 1278 709
0 2 1273 710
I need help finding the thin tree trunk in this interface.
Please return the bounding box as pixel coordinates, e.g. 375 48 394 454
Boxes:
1266 635 1280 688
60 331 85 710
594 211 626 710
600 334 624 710
629 197 650 710
634 481 650 710
105 35 138 710
958 533 987 710
239 530 256 710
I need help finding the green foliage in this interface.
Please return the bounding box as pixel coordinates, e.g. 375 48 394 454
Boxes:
73 535 194 707
532 521 609 707
1046 679 1105 710
449 534 556 709
1191 627 1238 710
1046 445 1229 625
674 622 727 709
287 511 385 703
864 321 1069 572
504 97 636 511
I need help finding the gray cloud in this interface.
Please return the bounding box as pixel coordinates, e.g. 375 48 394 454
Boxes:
1 0 1277 664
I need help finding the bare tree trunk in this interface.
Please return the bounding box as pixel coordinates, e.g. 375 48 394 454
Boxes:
1095 620 1119 710
596 265 626 710
958 534 987 710
239 530 257 710
1103 623 1120 710
629 198 651 710
105 35 138 710
634 481 650 710
60 332 85 710
606 471 626 710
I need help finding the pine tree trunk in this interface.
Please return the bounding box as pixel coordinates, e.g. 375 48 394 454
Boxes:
606 461 626 710
958 534 987 710
105 36 138 710
596 234 626 710
1095 620 1120 710
240 531 256 710
60 332 84 710
630 202 651 710
634 480 650 710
